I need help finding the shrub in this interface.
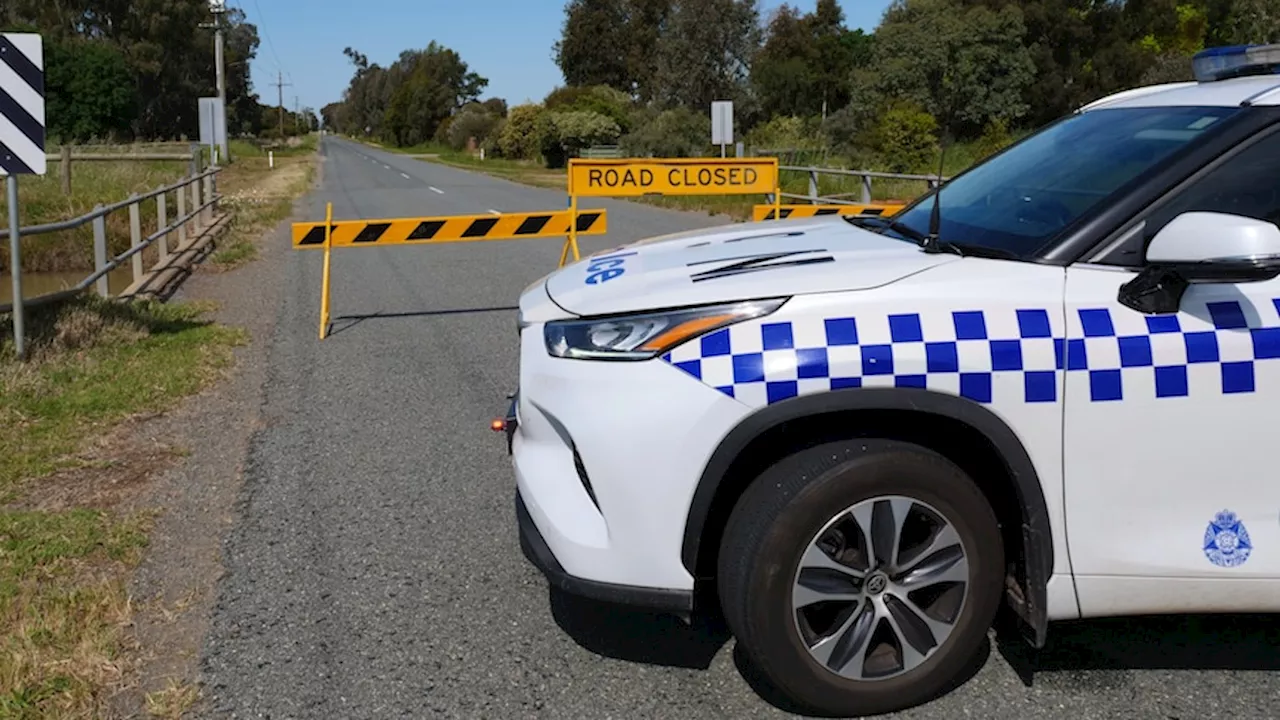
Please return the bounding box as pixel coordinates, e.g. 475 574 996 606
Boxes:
974 117 1013 161
447 105 501 150
498 104 545 160
871 102 939 173
618 108 710 158
744 115 825 152
539 110 621 168
544 85 634 133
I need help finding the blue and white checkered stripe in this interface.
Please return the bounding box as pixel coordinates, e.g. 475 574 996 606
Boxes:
661 298 1280 406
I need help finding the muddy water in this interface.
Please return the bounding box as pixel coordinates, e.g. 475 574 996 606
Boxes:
0 269 134 305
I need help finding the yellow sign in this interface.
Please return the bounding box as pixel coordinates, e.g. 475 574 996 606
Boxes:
752 204 905 222
568 158 779 198
292 209 606 249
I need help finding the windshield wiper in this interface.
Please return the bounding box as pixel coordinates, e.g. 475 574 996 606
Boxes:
925 241 1019 260
846 214 929 244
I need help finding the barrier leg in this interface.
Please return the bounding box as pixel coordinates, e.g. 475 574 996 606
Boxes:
319 202 333 340
559 194 581 267
569 195 581 263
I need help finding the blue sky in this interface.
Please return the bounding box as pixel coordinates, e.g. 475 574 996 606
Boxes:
231 0 893 115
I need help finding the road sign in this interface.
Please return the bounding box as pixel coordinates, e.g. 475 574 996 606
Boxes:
753 203 905 222
568 158 777 198
291 208 607 248
199 97 227 160
711 101 733 147
0 33 46 176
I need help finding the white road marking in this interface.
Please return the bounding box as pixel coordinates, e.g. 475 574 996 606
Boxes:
488 209 501 215
383 164 391 169
401 172 411 179
429 186 444 194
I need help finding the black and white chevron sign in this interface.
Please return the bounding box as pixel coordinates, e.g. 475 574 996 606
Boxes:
0 33 45 177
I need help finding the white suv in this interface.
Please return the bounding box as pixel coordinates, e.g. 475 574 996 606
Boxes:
500 44 1280 716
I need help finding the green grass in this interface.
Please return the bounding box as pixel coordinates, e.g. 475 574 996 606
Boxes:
0 295 246 717
0 160 193 274
0 137 309 719
209 238 259 268
0 508 151 719
0 296 247 493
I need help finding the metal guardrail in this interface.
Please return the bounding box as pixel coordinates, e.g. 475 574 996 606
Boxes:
779 165 950 205
580 145 623 159
0 165 224 313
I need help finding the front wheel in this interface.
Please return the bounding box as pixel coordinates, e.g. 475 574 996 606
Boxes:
717 439 1004 717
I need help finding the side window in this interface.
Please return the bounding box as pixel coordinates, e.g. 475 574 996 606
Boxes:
1144 129 1280 243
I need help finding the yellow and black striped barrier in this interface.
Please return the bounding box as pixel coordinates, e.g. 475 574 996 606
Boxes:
752 204 905 222
294 204 609 340
291 208 606 248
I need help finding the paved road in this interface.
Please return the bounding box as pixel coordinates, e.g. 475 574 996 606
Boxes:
199 136 1280 719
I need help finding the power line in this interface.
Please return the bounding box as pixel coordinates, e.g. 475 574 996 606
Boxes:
249 0 287 74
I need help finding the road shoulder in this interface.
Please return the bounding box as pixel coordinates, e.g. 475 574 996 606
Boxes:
107 153 323 717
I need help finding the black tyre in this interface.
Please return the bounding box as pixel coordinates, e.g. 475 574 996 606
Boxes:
717 439 1004 717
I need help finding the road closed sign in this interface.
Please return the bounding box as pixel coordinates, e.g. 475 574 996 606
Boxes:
568 157 778 197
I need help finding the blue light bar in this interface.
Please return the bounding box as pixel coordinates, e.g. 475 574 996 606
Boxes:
1193 44 1280 82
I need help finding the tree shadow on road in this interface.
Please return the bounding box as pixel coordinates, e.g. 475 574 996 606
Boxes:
995 610 1280 687
327 305 519 337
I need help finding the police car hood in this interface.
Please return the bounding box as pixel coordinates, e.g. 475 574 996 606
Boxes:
545 216 961 316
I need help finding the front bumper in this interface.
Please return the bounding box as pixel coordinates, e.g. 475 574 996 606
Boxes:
516 489 693 613
504 320 751 606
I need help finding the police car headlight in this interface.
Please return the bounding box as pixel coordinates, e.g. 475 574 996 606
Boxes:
543 298 787 361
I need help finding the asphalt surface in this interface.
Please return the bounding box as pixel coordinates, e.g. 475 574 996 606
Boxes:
199 136 1280 719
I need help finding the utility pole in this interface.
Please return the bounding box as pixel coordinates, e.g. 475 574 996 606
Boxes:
275 71 292 138
200 1 229 161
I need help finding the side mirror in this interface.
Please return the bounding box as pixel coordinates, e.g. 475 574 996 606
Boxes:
1118 212 1280 315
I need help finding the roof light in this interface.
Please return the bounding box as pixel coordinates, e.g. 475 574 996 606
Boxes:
1192 44 1280 82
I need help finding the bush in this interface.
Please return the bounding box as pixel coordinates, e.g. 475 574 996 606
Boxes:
539 110 621 168
481 118 506 157
498 104 545 160
447 105 501 150
619 108 710 158
871 102 939 173
544 85 634 133
745 115 825 153
973 117 1013 162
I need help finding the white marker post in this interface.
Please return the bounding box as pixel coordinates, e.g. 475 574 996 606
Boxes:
711 100 733 159
0 32 47 361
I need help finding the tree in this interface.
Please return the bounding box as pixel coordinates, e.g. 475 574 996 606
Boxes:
872 0 1036 138
650 0 761 110
554 0 672 99
334 42 489 146
9 0 263 141
554 0 631 91
752 1 873 119
44 38 136 141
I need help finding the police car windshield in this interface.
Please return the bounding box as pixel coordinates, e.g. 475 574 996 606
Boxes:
888 105 1241 258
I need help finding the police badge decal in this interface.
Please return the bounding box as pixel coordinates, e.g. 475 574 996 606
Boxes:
1204 510 1252 568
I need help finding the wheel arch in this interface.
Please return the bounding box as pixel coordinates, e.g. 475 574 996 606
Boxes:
681 387 1053 647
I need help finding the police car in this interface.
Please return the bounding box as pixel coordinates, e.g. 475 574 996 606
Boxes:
500 44 1280 716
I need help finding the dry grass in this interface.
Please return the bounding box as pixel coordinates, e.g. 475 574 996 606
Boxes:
209 145 318 270
0 509 151 719
143 680 200 719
